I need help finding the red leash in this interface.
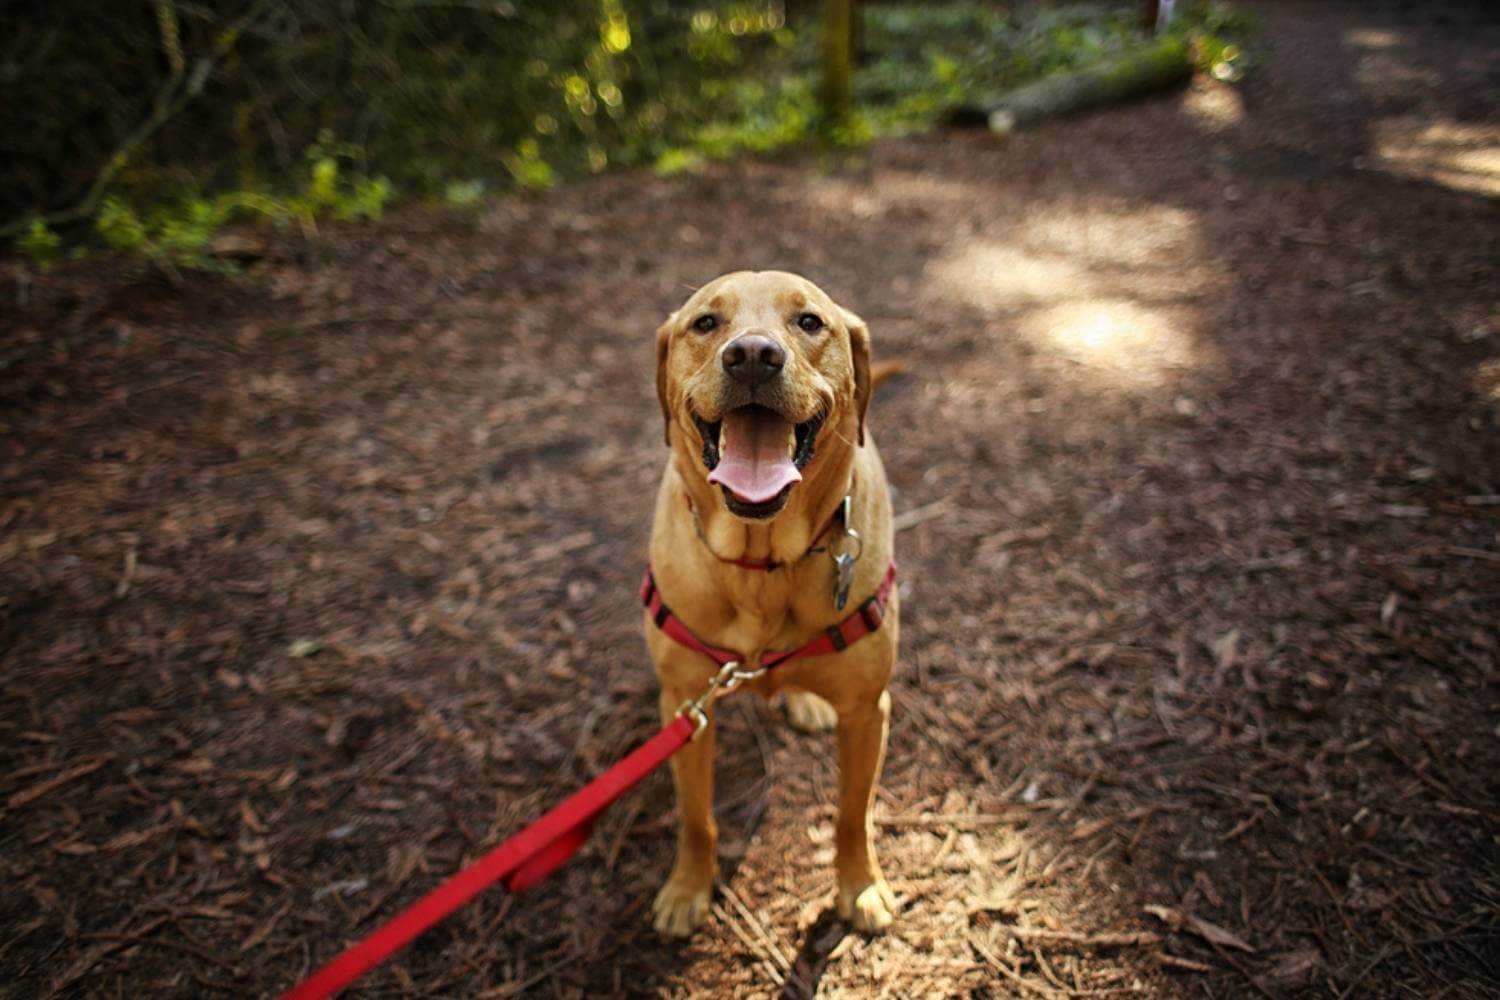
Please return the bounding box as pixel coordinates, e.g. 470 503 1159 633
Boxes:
279 716 695 1000
279 563 895 999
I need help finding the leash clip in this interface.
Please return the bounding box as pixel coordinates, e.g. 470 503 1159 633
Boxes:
830 494 863 610
677 660 765 739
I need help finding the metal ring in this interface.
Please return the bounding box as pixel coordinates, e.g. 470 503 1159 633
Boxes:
677 700 709 739
676 661 766 742
829 529 863 567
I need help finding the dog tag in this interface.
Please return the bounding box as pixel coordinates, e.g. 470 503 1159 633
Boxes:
833 551 855 610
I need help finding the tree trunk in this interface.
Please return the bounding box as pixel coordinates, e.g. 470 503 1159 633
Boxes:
821 0 854 123
1140 0 1160 34
982 36 1191 135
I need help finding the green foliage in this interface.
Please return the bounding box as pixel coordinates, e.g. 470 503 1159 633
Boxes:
298 134 394 220
641 2 1251 159
652 148 706 178
339 176 395 221
18 221 62 265
1180 3 1257 81
504 140 558 192
853 4 1149 128
81 151 392 270
443 180 488 208
94 195 237 271
6 1 1255 261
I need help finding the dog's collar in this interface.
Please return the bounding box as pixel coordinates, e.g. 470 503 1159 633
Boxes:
684 476 857 572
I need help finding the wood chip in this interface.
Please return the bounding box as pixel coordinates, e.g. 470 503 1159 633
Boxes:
7 757 111 809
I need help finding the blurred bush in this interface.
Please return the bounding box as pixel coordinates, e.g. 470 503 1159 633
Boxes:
4 1 1247 259
2 0 799 232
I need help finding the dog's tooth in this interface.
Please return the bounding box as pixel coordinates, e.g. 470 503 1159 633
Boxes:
788 426 797 458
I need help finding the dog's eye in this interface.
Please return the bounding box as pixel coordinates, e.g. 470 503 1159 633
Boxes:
795 312 824 333
692 314 719 334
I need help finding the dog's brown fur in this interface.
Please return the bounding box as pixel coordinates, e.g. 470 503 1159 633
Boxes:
646 271 900 936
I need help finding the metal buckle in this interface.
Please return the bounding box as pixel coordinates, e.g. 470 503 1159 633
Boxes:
676 660 765 739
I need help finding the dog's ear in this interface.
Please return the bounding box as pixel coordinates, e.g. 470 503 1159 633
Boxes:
839 306 872 446
655 315 675 446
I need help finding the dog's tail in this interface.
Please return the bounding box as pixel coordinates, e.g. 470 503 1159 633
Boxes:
870 360 907 395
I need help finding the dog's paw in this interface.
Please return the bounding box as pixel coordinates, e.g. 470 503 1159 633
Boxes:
837 879 896 934
785 690 838 733
652 876 713 937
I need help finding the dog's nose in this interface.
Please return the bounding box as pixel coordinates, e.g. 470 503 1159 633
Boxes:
721 334 785 386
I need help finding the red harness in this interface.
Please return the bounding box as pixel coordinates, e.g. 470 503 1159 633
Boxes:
641 560 897 670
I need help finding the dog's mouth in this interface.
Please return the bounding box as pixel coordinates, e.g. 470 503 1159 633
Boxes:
692 404 824 520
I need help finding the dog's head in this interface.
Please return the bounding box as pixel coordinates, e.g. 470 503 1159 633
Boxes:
655 271 872 521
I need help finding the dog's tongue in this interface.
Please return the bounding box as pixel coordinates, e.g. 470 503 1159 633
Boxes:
707 408 801 504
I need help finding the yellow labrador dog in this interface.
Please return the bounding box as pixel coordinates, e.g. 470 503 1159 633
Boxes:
644 271 900 936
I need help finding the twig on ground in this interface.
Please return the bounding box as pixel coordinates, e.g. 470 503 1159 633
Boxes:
893 497 950 532
1445 545 1500 564
969 934 1058 997
878 806 1061 829
113 536 138 597
721 882 795 974
712 901 787 988
1009 928 1163 949
1154 951 1212 973
47 915 169 997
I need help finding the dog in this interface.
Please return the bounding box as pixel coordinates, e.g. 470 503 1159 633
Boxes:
645 270 900 936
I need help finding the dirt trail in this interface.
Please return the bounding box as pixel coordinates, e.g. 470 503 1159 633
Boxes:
2 2 1496 997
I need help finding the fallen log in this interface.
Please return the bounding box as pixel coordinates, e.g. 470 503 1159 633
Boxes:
961 36 1192 135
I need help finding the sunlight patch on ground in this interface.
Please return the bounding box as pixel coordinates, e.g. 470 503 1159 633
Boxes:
1023 299 1202 388
926 202 1219 389
1352 42 1440 95
759 790 1155 996
1345 27 1402 50
799 176 888 220
800 170 987 222
1371 119 1500 197
1180 79 1245 133
928 203 1206 307
927 242 1087 303
1017 203 1201 270
1476 358 1500 405
1347 27 1500 197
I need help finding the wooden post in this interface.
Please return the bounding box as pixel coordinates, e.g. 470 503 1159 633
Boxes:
1140 0 1159 34
1141 0 1178 34
1156 0 1178 34
850 0 863 67
821 0 854 123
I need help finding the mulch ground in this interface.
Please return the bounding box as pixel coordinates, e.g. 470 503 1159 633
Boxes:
3 2 1497 997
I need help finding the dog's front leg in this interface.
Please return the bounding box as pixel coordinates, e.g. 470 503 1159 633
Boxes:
835 688 896 932
652 684 717 936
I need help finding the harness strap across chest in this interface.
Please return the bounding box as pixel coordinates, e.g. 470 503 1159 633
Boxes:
640 561 897 670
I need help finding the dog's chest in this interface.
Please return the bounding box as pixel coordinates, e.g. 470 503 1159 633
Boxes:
711 570 834 661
